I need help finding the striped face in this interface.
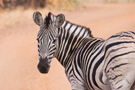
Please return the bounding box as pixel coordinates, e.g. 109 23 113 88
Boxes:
33 11 65 73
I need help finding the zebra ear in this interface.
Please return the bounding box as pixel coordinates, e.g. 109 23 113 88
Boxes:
55 14 65 27
33 11 44 26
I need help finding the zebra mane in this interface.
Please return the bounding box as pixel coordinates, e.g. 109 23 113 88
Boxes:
44 12 93 37
44 12 52 27
83 27 93 37
85 27 93 37
66 20 93 37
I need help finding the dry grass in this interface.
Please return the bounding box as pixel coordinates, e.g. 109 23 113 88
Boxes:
0 0 85 29
46 0 84 10
0 0 135 29
0 8 45 29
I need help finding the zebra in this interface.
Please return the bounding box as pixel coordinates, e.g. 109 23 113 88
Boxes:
33 11 135 90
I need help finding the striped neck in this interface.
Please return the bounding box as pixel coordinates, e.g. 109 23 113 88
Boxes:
55 21 92 67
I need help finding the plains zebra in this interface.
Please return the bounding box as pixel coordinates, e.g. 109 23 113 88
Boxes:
33 11 135 90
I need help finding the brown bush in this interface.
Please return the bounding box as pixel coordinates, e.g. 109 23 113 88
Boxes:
0 0 82 9
0 0 46 9
1 0 135 9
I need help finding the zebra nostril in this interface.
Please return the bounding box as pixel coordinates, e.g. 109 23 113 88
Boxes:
38 57 50 73
38 63 50 73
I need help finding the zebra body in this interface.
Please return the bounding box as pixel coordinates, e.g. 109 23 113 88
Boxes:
33 11 135 90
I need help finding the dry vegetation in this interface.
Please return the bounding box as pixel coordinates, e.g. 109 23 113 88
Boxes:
1 0 134 8
0 0 135 30
0 0 84 9
46 0 84 10
0 0 46 8
0 0 135 28
0 0 85 29
0 0 135 10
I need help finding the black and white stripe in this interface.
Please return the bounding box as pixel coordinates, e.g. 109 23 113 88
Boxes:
33 12 135 90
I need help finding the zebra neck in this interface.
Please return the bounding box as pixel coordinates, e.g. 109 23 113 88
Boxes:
55 21 92 67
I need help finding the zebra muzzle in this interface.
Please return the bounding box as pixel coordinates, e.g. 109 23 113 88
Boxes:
38 57 50 74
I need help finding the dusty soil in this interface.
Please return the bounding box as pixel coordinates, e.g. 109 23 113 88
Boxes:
0 4 135 90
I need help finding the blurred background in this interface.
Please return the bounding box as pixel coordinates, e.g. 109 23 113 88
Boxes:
0 0 135 9
0 0 135 90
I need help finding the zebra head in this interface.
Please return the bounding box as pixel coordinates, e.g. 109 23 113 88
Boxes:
33 11 65 73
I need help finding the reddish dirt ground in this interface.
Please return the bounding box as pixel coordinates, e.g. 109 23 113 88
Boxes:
0 4 135 90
